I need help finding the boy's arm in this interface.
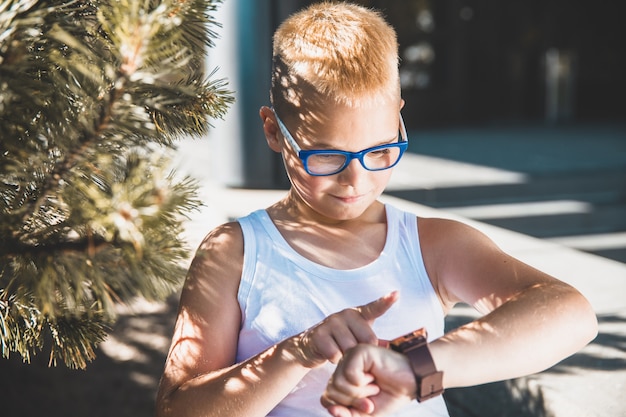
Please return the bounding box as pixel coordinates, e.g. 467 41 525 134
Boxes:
321 218 597 416
155 222 308 417
155 222 398 417
420 218 598 389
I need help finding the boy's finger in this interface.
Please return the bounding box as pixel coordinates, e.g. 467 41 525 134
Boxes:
377 339 390 348
356 291 399 322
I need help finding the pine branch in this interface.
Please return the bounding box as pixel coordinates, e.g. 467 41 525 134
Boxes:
0 286 109 369
0 0 232 368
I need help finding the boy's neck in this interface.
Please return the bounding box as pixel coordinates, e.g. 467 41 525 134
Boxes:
265 194 388 270
269 190 385 227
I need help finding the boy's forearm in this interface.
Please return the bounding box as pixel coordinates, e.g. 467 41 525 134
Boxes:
430 282 597 389
157 337 311 417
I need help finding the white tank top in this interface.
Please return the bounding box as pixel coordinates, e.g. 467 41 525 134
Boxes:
236 204 449 417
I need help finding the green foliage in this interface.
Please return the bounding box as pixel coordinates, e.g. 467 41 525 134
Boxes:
0 0 233 368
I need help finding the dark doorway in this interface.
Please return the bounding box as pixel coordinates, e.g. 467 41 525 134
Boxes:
348 0 626 128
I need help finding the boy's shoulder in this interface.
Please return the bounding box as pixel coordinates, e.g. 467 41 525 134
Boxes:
417 216 468 233
416 216 499 264
193 221 244 267
183 220 245 308
418 216 491 246
202 220 243 246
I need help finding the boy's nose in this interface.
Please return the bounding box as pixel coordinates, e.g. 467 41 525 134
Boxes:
337 157 366 183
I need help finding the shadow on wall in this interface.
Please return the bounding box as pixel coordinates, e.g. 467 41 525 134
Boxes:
0 294 180 417
445 378 552 417
444 312 626 417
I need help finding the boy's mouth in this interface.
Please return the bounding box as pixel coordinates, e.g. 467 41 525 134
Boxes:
333 194 365 204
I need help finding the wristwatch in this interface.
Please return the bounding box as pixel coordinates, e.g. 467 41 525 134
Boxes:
389 328 444 402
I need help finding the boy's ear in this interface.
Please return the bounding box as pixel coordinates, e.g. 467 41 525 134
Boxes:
259 106 282 153
400 98 405 110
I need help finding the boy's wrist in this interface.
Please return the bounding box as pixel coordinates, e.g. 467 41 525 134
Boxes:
389 328 444 402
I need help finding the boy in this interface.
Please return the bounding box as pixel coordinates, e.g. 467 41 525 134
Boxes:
156 3 597 417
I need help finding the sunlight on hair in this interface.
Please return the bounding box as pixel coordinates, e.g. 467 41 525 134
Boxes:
271 2 400 112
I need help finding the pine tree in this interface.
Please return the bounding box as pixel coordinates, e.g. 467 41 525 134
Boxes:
0 0 232 369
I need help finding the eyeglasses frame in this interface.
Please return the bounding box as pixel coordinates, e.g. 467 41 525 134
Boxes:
273 110 409 177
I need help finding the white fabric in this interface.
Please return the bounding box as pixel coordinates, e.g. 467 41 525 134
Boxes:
236 204 449 416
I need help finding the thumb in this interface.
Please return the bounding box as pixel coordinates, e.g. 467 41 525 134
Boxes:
378 339 391 348
356 291 399 323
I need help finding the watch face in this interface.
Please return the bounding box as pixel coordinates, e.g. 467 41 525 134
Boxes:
390 328 428 352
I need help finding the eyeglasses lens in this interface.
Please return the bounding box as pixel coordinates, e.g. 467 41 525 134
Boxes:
306 154 347 175
305 145 402 176
363 146 402 170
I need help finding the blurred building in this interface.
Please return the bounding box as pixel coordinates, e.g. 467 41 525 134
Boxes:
353 0 626 128
208 0 625 178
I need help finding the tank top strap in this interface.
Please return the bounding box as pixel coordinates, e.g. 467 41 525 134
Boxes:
237 210 264 317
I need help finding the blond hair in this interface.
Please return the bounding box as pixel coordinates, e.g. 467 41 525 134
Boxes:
270 2 399 114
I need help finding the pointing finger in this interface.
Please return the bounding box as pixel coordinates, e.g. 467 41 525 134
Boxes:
356 291 399 323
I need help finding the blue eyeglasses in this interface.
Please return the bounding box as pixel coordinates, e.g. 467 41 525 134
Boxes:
274 111 409 176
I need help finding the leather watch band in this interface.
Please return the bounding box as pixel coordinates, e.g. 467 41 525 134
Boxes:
389 328 444 402
404 342 444 401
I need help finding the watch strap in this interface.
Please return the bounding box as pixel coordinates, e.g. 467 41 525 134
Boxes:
389 328 444 402
404 342 444 401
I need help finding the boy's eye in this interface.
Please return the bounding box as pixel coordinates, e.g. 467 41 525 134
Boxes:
367 148 391 158
309 153 346 165
316 153 343 160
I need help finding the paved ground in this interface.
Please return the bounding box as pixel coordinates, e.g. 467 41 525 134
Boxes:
1 129 625 417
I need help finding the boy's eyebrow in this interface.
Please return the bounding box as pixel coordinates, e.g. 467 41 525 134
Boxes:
303 132 401 151
276 110 407 150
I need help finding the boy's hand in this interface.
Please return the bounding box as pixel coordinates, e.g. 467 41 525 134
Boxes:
320 344 416 417
291 291 398 368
